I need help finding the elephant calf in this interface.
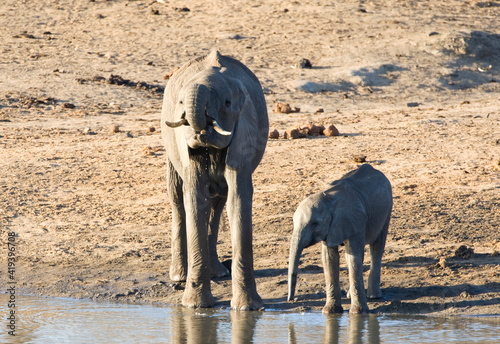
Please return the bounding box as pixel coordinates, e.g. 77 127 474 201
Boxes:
288 164 393 314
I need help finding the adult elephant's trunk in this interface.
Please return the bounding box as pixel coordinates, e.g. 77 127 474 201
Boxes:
288 230 304 302
185 83 210 132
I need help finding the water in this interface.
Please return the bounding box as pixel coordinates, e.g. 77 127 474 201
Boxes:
1 295 499 343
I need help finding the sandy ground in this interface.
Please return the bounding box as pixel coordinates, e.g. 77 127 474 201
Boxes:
1 0 499 315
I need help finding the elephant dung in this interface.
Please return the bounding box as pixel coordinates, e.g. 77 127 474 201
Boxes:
299 122 325 136
284 127 300 139
273 102 300 114
323 124 340 137
268 128 280 139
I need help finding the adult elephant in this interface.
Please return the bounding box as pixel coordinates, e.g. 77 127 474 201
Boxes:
161 51 268 310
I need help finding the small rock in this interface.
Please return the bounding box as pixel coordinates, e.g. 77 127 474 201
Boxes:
323 124 339 137
143 146 155 156
268 128 279 139
437 257 447 269
454 245 474 259
63 103 76 109
491 158 500 170
293 58 312 69
407 102 420 107
163 67 179 80
460 291 470 298
352 155 367 163
148 126 156 133
110 125 121 133
83 127 96 135
171 283 184 291
315 108 324 113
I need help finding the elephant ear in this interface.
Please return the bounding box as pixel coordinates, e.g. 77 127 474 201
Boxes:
226 82 259 170
325 195 367 247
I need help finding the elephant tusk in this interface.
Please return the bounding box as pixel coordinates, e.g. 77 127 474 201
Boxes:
212 120 232 136
164 118 188 128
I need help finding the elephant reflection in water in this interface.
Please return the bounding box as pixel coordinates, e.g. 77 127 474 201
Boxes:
170 307 260 344
288 315 381 344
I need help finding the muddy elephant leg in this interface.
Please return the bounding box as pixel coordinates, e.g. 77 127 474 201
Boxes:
225 169 263 310
321 243 343 313
182 164 215 308
345 235 369 314
166 159 187 282
209 196 230 278
367 219 389 299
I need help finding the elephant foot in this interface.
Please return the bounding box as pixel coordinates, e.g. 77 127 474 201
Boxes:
170 265 187 282
231 290 264 311
349 303 369 314
182 281 215 308
322 301 344 314
367 289 382 300
211 260 230 279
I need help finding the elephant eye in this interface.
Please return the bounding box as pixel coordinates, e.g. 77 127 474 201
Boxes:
225 99 231 107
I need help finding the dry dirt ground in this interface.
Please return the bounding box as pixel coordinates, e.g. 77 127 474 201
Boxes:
1 0 499 315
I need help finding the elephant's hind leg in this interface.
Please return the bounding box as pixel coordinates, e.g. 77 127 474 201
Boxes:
367 218 389 299
209 196 230 278
167 160 188 282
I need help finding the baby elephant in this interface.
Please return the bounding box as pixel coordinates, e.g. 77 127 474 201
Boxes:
288 164 392 314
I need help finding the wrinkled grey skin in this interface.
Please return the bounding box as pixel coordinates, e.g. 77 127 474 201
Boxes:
161 51 268 310
288 164 392 314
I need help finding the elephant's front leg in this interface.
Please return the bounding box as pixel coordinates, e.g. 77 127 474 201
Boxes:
225 169 263 310
321 243 343 313
345 236 369 314
182 170 215 308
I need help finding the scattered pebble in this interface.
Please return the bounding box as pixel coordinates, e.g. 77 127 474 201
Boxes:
110 125 121 133
148 126 156 133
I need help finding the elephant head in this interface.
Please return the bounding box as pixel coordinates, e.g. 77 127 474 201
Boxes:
165 67 251 153
288 195 332 302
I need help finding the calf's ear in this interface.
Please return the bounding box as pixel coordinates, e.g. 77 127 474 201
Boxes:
325 204 367 247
